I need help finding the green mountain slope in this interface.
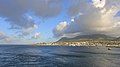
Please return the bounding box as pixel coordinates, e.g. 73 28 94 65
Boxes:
57 34 115 42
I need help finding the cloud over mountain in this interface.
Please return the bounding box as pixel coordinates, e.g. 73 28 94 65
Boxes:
53 0 120 38
0 0 120 43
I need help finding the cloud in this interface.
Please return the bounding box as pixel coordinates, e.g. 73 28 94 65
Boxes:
19 25 38 36
92 0 106 8
0 0 63 35
0 32 25 44
0 32 7 40
53 21 68 38
0 32 10 42
4 37 23 44
0 0 63 19
0 0 63 43
32 32 41 39
53 0 120 38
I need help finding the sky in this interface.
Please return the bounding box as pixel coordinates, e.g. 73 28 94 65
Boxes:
0 0 120 44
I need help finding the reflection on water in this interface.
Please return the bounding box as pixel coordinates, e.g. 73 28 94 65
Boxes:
0 45 120 67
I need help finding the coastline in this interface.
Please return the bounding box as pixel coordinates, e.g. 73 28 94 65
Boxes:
32 41 120 48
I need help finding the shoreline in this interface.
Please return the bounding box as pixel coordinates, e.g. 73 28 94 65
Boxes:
32 44 120 48
32 41 120 48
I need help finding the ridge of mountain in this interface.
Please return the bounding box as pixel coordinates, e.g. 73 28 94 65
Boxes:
57 34 116 42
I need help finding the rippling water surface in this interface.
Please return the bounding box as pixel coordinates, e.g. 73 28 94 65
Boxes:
0 45 120 67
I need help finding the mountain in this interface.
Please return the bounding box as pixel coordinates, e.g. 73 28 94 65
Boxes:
57 34 115 42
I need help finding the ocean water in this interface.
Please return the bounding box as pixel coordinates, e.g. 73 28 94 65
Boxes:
0 45 120 67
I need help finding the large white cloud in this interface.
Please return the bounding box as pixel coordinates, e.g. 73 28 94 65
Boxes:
53 0 120 38
92 0 106 8
32 32 41 39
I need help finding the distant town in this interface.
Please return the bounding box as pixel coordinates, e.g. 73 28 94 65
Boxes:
32 34 120 48
32 41 120 48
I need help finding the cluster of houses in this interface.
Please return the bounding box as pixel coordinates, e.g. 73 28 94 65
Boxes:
33 41 120 47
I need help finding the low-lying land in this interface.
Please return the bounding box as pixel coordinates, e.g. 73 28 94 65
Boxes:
33 34 120 47
32 41 120 48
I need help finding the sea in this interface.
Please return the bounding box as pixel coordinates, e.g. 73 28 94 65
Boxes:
0 45 120 67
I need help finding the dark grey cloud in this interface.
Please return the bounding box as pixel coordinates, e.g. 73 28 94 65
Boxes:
0 0 63 29
0 0 63 39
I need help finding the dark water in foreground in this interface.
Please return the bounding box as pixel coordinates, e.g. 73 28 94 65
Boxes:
0 45 120 67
